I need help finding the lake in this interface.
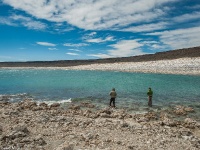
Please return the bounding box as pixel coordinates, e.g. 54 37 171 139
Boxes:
0 69 200 118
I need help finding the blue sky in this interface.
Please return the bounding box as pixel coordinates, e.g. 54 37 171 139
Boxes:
0 0 200 62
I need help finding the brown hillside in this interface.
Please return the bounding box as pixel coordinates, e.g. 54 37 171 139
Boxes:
0 46 200 67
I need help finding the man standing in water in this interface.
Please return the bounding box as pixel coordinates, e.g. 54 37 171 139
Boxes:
147 87 153 107
109 88 117 108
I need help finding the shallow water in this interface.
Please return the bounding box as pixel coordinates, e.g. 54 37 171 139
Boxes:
0 69 200 118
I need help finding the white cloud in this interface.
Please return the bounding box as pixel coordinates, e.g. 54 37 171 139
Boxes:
173 11 200 23
2 0 178 30
85 35 115 43
66 52 79 56
87 32 97 36
48 48 58 50
148 26 200 49
121 22 169 32
88 53 111 59
0 14 47 30
68 49 82 52
36 42 56 47
0 17 16 26
63 43 88 47
88 40 146 58
23 21 46 30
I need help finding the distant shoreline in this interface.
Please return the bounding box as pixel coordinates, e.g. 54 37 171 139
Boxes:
1 47 200 75
1 57 200 76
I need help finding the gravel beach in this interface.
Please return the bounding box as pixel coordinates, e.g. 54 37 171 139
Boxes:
0 100 200 149
63 57 200 75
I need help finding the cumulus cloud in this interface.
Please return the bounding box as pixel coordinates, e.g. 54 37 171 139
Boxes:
88 40 146 58
2 0 199 59
36 42 56 46
2 0 178 30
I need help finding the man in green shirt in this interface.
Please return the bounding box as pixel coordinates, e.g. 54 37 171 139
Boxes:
147 87 153 107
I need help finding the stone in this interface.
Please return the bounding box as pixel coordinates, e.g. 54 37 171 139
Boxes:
50 103 60 108
100 109 112 115
39 102 48 108
144 111 158 120
183 118 197 128
184 107 194 112
69 105 80 110
184 118 197 124
56 143 74 150
34 136 46 146
19 99 37 109
121 122 129 128
81 102 95 108
175 109 186 115
9 125 29 136
100 113 111 118
161 118 176 127
0 124 2 135
136 117 149 123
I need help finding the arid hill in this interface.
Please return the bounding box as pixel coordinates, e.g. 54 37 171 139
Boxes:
0 46 200 67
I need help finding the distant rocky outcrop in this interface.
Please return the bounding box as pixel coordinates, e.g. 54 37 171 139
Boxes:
0 46 200 67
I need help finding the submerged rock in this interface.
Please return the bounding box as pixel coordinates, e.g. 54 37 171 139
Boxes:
173 106 195 116
184 107 195 112
0 95 10 102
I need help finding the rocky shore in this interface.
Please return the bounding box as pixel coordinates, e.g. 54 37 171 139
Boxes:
1 100 200 150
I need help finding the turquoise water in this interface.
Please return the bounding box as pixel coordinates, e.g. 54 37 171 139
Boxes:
0 69 200 116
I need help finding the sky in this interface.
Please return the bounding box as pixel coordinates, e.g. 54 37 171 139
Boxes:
0 0 200 62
